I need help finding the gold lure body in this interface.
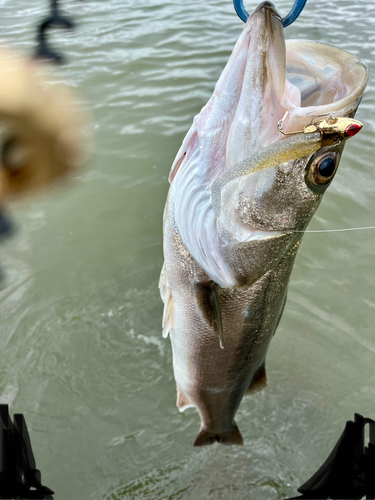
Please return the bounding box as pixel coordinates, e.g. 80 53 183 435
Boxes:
278 112 363 145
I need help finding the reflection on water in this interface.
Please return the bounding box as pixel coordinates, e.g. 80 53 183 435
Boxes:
0 0 374 499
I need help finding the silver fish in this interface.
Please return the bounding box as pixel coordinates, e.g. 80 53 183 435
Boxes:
160 1 368 446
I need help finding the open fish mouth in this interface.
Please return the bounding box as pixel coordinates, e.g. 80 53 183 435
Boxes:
168 1 368 288
224 1 368 162
285 40 367 130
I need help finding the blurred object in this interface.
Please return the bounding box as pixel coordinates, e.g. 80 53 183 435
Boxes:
34 0 75 64
0 207 14 241
0 404 54 499
0 47 91 201
46 0 75 28
286 413 375 499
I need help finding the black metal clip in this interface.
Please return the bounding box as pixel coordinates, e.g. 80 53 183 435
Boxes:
286 413 375 499
0 404 54 499
34 0 76 64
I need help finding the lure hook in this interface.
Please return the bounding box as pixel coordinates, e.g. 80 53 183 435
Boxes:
233 0 308 27
277 110 363 146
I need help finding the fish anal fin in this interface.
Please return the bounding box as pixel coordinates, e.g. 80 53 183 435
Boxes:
246 363 267 396
194 423 243 447
176 390 194 413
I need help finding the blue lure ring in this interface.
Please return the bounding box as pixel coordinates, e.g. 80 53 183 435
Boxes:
233 0 308 27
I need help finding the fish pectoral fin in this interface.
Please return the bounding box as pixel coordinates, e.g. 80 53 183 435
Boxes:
158 262 168 302
194 423 243 447
162 287 174 339
194 281 224 349
176 390 194 412
245 362 267 396
159 262 174 338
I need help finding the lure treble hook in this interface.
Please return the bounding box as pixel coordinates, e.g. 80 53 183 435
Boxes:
233 0 308 27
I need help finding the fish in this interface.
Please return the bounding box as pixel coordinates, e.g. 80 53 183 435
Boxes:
160 0 368 446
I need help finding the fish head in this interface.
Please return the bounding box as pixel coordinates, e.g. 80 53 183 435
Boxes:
169 1 367 288
214 3 368 287
217 139 348 286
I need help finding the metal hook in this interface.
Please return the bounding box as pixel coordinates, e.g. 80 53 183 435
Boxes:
277 110 363 147
233 0 308 27
34 0 76 64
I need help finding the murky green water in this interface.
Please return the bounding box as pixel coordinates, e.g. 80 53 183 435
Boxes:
0 0 374 498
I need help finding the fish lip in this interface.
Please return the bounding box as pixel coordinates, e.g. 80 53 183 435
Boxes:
253 1 281 20
285 39 369 120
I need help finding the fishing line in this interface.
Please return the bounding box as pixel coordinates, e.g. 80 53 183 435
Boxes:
291 226 375 234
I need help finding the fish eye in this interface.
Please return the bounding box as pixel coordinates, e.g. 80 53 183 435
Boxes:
317 157 336 178
305 150 340 192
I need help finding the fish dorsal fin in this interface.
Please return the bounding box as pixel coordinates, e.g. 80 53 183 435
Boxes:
245 362 267 396
194 281 224 349
159 263 174 338
177 390 194 412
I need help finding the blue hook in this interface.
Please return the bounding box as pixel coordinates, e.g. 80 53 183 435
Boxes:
233 0 307 27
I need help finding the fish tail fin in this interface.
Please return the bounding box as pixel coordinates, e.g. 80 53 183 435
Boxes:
193 423 243 447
